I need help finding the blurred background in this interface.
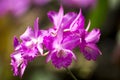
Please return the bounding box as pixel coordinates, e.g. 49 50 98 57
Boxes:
0 0 120 80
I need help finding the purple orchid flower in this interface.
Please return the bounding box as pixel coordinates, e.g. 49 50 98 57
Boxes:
20 17 44 56
79 25 102 60
11 18 45 77
10 37 28 77
45 27 76 69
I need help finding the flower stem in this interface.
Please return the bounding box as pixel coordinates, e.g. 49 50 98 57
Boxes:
65 68 78 80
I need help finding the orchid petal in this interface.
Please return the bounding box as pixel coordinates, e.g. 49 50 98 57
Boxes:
85 28 101 43
62 32 79 50
47 6 64 28
20 27 34 41
70 9 85 31
13 36 19 48
34 17 39 37
62 12 77 29
20 61 27 77
37 43 43 55
81 43 101 60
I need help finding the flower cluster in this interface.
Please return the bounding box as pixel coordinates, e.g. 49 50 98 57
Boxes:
10 6 101 77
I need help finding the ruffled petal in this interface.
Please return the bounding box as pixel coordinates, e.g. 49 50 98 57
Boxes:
21 46 38 61
10 52 23 76
80 43 101 60
20 61 27 77
49 49 76 69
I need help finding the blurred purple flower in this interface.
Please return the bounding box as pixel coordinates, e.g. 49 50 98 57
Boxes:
0 0 30 17
9 0 30 16
60 0 97 8
0 0 8 16
0 0 52 17
33 0 51 6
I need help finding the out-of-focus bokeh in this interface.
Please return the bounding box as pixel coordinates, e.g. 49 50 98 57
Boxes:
0 0 120 80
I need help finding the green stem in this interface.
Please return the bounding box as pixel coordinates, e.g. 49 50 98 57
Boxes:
65 68 78 80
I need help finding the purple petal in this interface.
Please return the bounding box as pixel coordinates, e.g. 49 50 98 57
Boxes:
51 50 73 69
11 57 18 76
43 36 54 50
62 32 80 50
22 47 38 61
65 49 77 60
10 52 23 76
47 11 57 23
34 17 39 37
70 9 85 31
47 6 64 28
85 28 101 43
80 43 101 60
20 27 34 41
62 12 77 29
20 61 27 77
56 26 63 43
13 36 19 48
46 51 52 62
37 43 43 55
